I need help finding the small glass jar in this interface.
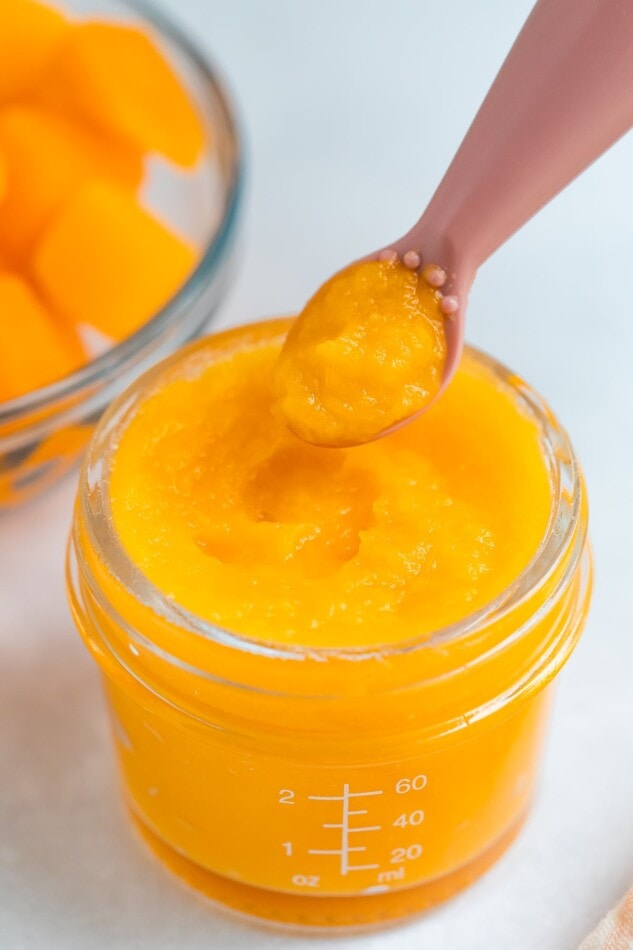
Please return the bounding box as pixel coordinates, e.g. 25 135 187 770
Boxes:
67 325 591 930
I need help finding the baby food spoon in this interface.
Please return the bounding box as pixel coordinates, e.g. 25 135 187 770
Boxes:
276 0 633 448
372 0 633 391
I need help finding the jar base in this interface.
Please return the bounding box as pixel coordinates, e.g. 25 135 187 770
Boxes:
129 808 528 932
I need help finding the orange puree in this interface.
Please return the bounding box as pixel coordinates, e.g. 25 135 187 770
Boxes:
111 320 547 647
274 260 447 447
69 320 590 928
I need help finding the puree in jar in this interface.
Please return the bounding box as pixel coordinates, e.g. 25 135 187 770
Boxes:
109 318 551 648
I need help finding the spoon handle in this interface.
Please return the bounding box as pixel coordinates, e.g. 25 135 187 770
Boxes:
395 0 633 282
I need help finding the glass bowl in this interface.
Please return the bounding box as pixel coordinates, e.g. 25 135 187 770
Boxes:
0 0 243 508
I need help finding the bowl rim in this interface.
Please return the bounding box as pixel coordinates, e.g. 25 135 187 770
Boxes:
0 0 244 427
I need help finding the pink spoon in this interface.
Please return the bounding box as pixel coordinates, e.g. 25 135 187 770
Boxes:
369 0 633 401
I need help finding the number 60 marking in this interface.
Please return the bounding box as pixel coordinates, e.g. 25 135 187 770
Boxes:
395 774 427 793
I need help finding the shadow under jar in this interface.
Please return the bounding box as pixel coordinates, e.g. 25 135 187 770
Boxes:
67 321 591 931
0 0 242 508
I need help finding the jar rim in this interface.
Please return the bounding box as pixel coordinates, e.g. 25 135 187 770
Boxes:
76 320 587 667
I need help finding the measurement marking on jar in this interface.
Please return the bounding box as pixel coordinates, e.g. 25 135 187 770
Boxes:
322 824 382 832
308 789 383 800
308 784 384 876
308 847 367 854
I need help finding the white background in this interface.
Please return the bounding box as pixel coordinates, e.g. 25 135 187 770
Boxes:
1 1 633 948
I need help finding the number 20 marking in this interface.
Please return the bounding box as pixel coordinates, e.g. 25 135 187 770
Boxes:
391 844 423 863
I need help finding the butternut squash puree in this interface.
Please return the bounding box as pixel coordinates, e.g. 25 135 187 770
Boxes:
274 260 447 446
110 320 549 648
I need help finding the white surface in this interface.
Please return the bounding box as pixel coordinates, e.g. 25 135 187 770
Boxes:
1 1 633 947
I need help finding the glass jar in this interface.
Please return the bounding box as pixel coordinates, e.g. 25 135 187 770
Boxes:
67 324 591 930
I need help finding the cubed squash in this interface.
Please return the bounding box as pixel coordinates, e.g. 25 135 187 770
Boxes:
0 0 67 103
0 272 87 402
40 21 205 167
32 181 196 340
0 105 143 262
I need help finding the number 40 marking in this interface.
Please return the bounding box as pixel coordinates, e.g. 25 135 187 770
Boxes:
393 810 424 828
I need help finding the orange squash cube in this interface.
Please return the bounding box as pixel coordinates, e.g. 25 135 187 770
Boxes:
32 181 197 340
41 21 205 167
0 105 143 263
0 0 67 103
0 273 87 402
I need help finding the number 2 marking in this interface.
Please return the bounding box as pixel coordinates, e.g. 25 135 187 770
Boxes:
279 789 295 804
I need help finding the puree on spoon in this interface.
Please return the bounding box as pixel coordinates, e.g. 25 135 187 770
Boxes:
273 260 448 447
